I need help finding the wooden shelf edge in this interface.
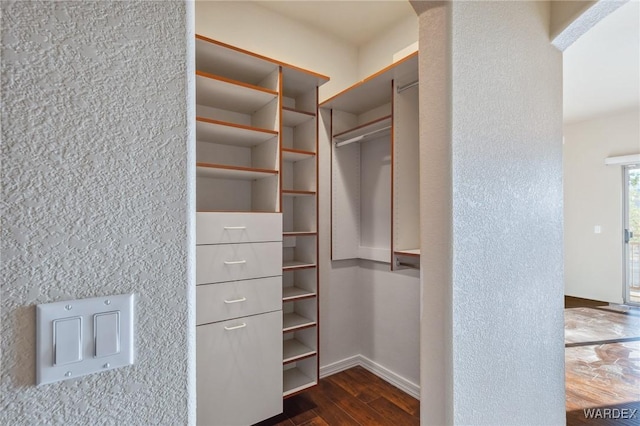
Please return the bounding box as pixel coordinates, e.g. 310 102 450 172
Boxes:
282 148 316 156
282 106 316 117
319 51 418 107
283 352 317 365
196 116 278 135
333 115 392 139
283 231 317 237
394 249 420 258
196 70 278 96
196 34 329 83
196 162 278 175
282 190 316 196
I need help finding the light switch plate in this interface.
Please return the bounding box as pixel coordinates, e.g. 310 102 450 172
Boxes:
36 293 135 386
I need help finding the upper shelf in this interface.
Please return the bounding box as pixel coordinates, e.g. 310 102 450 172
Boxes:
282 148 316 162
196 35 279 86
196 34 329 91
320 52 418 115
196 71 277 114
282 107 315 127
196 163 278 180
196 117 277 147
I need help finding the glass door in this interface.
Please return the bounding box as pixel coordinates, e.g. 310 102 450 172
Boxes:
624 165 640 305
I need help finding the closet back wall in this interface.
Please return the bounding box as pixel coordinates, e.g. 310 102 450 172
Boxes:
195 1 420 392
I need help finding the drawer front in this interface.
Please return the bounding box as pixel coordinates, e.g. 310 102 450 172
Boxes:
196 242 282 285
196 212 282 245
196 277 281 325
197 310 283 426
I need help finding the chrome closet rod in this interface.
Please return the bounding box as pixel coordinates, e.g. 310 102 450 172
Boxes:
397 80 419 93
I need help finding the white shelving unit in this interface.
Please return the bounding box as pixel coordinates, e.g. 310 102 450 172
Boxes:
195 35 329 419
279 65 325 398
322 52 420 269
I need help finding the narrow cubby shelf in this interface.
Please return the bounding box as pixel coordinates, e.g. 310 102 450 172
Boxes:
283 367 317 397
282 286 317 302
282 148 316 162
395 249 420 257
283 312 316 332
282 260 317 271
196 163 278 180
282 190 316 197
283 339 317 364
333 115 392 144
196 117 278 146
196 71 278 114
282 107 316 127
283 231 317 237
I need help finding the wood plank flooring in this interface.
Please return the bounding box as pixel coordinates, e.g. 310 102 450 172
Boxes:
565 305 640 425
256 366 419 426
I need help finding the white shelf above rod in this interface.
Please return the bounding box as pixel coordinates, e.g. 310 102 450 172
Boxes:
335 126 391 148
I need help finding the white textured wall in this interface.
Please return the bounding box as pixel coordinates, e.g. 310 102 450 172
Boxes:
1 1 194 424
414 0 565 423
564 108 640 303
450 1 565 423
358 262 420 387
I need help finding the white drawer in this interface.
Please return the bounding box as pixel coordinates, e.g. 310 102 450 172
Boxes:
196 242 282 285
196 277 281 325
197 310 283 426
196 212 282 245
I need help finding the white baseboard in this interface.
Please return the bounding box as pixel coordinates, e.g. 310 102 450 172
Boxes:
320 354 420 400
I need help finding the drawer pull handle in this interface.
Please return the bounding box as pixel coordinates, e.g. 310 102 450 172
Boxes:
224 297 247 304
223 226 246 230
224 323 247 331
223 260 246 265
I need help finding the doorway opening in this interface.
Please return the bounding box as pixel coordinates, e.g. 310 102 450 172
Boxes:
624 164 640 305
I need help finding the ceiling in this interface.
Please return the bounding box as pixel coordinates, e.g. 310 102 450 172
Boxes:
252 0 416 46
563 0 640 124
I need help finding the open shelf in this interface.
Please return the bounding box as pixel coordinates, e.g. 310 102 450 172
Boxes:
283 312 316 332
283 366 316 397
196 71 278 114
196 163 278 180
195 35 279 88
333 115 392 146
196 117 277 147
282 260 316 271
395 249 420 257
283 339 316 364
282 107 315 127
282 286 317 302
282 190 316 197
283 231 317 237
282 148 316 162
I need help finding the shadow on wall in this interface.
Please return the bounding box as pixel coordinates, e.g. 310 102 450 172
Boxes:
10 305 37 387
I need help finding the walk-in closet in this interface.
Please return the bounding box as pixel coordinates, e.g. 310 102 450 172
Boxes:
193 2 420 424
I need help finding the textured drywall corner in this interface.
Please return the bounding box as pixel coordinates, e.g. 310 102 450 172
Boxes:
1 1 192 424
451 1 565 424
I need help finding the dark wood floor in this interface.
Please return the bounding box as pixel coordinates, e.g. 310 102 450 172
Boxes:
256 366 419 426
257 298 639 426
565 301 640 425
